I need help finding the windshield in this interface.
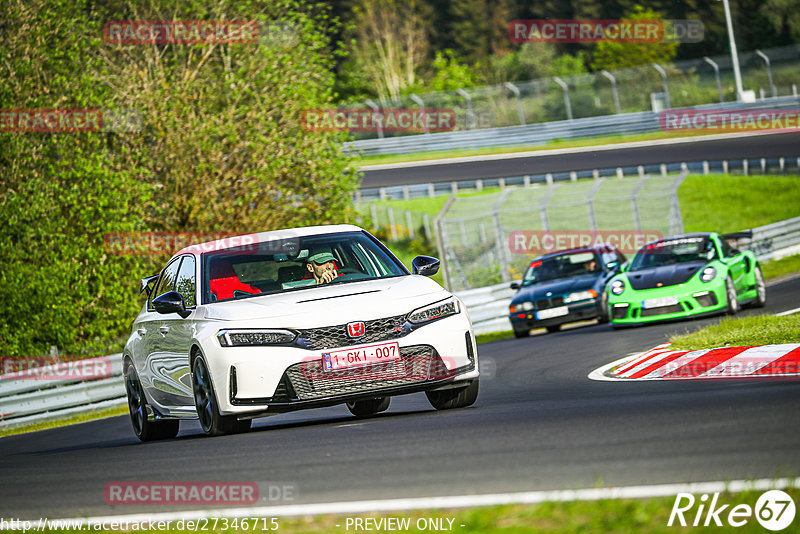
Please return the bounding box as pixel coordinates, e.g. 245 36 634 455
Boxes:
521 251 600 286
201 231 407 303
629 236 717 271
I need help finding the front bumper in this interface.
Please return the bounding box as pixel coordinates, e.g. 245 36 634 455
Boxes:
508 298 601 331
608 281 726 326
203 312 478 415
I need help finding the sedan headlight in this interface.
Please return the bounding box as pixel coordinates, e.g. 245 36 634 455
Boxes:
565 289 598 303
510 301 534 313
217 329 297 347
610 280 626 296
700 266 717 283
409 297 461 324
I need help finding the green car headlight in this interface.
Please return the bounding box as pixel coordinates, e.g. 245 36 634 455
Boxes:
700 266 717 283
610 280 625 296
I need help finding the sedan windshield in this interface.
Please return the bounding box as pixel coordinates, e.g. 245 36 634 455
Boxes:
629 236 717 271
201 231 407 303
522 252 600 286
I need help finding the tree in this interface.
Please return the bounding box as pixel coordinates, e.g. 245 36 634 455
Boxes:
345 0 431 102
590 5 679 71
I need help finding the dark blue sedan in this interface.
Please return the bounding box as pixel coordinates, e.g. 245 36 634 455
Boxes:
508 245 626 337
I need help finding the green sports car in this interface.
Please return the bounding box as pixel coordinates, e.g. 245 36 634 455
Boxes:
606 232 766 327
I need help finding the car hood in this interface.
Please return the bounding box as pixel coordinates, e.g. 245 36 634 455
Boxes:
626 262 706 290
197 275 449 327
513 274 599 302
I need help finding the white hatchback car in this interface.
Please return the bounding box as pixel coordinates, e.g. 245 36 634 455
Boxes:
124 225 479 440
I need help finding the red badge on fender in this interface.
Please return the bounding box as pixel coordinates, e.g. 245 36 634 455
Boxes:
347 321 365 338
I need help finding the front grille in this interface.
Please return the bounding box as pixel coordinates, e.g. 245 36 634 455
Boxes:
535 296 564 310
639 303 684 317
295 314 409 350
284 345 450 401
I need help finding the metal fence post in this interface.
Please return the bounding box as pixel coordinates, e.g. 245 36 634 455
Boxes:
365 99 383 139
434 196 456 291
409 94 429 134
370 203 379 229
387 206 397 240
755 50 777 98
669 170 688 235
423 213 432 241
587 179 605 231
456 88 475 129
539 185 560 231
405 210 415 238
703 57 724 103
600 70 621 114
631 175 649 232
553 77 573 120
504 82 526 125
492 190 514 282
652 63 671 109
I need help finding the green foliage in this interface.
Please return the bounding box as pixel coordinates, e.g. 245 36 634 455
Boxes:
426 50 482 92
590 6 679 71
550 53 588 77
0 0 359 357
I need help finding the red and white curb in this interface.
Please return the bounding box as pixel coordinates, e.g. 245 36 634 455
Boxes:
590 343 800 381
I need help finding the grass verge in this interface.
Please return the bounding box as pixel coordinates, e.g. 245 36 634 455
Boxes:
354 130 720 167
25 488 798 533
0 404 127 438
762 253 800 281
669 313 800 351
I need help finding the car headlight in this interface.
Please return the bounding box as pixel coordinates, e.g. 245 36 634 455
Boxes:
700 266 717 283
565 289 598 303
610 280 626 296
510 301 534 314
409 297 461 324
217 329 297 347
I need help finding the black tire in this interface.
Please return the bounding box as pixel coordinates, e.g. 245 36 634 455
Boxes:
513 327 530 338
724 275 740 315
346 397 390 417
124 362 179 442
752 265 767 308
597 292 610 324
426 379 479 410
546 324 561 333
192 357 250 436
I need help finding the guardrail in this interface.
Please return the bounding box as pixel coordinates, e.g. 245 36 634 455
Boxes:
0 356 125 429
358 156 800 201
347 96 800 157
456 216 800 335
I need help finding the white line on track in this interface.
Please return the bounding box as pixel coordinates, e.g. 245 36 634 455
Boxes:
776 306 800 316
49 477 800 527
358 131 794 171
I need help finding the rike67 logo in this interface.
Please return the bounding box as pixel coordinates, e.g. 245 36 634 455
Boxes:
668 490 796 531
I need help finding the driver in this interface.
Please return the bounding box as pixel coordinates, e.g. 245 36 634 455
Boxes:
306 251 338 284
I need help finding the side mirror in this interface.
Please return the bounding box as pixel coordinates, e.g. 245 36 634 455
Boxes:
605 261 619 272
412 255 440 276
152 291 190 318
510 281 521 290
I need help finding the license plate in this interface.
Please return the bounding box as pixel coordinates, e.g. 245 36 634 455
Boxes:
642 296 679 309
536 306 569 320
322 341 400 372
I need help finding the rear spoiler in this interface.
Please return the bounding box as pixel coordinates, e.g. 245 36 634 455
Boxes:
140 274 159 297
721 230 753 240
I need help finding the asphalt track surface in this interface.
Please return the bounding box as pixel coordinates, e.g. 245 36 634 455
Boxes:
2 277 799 519
360 131 800 187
